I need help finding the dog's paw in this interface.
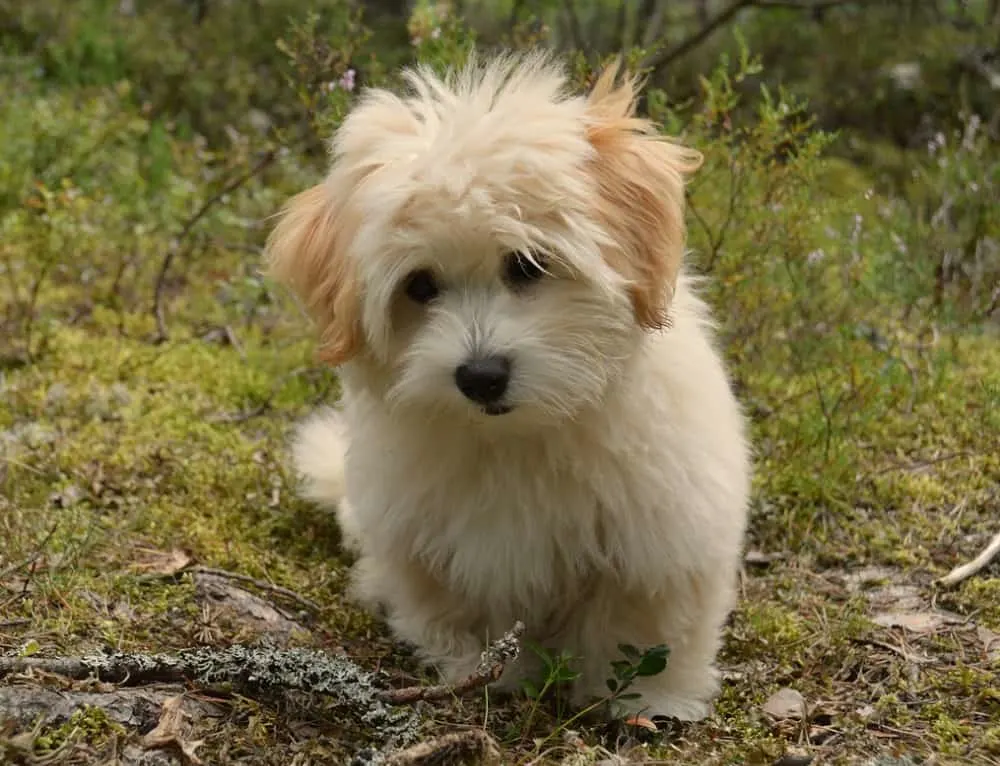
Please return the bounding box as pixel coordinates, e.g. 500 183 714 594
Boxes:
610 692 711 722
433 651 485 684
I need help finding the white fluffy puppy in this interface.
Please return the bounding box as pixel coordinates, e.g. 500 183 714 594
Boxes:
266 52 751 722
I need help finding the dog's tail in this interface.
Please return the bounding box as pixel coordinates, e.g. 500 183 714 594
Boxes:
290 407 362 552
292 407 349 508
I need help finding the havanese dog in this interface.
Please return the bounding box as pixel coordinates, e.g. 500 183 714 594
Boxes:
265 51 751 722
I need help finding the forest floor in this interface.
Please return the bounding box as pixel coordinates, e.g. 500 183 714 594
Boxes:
1 253 998 766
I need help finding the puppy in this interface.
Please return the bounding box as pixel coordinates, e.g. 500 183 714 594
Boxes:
265 51 751 722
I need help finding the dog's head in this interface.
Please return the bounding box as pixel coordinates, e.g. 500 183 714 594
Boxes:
266 52 702 425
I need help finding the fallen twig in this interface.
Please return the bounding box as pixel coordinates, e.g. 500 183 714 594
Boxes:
204 366 310 424
0 522 59 583
850 637 934 666
937 529 1000 587
188 565 321 614
0 625 527 765
379 621 525 704
0 644 420 755
383 729 502 766
0 618 30 629
152 148 278 343
642 0 854 75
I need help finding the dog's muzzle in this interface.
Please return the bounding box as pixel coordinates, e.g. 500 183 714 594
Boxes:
454 355 512 415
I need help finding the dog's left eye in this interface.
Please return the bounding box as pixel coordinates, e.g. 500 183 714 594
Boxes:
503 250 547 289
403 269 441 304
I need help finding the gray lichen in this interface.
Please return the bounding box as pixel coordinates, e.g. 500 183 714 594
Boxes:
0 644 424 762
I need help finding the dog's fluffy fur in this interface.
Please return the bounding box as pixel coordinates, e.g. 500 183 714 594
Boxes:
266 52 751 722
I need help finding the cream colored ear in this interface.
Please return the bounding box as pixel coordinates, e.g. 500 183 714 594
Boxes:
264 182 362 365
585 61 703 330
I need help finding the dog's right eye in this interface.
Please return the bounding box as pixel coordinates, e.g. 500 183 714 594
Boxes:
403 269 440 304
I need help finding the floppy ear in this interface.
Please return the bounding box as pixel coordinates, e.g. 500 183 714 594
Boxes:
264 181 362 366
584 61 703 330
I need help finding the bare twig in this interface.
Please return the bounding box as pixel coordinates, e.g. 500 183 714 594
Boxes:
756 0 855 8
643 0 855 74
0 644 421 753
641 0 672 51
982 283 1000 319
21 255 57 362
379 621 526 704
205 366 310 424
850 637 934 666
152 148 279 343
186 565 321 613
0 624 528 763
937 529 1000 587
560 0 584 50
871 451 970 476
0 522 59 583
384 729 502 766
643 0 754 73
0 618 30 629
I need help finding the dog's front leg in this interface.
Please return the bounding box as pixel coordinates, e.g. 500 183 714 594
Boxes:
349 553 485 682
562 574 738 722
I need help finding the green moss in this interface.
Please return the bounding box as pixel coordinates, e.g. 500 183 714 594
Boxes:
34 706 125 753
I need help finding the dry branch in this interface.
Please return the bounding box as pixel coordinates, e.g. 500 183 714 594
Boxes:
642 0 855 74
384 730 502 766
937 529 1000 587
0 623 527 765
380 621 525 704
151 148 278 343
189 565 321 614
0 643 420 757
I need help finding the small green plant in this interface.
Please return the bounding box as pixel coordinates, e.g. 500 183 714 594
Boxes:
519 643 581 735
516 641 671 753
605 642 671 703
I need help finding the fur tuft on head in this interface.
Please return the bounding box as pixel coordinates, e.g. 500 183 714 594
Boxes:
584 58 703 329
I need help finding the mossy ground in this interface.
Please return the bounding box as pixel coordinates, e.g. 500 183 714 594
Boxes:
2 195 998 766
2 3 1000 764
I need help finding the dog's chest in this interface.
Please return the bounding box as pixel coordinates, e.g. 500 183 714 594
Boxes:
362 432 616 614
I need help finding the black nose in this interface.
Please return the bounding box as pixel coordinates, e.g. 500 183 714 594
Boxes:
454 356 511 404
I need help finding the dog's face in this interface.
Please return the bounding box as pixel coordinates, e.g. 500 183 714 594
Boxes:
266 53 701 425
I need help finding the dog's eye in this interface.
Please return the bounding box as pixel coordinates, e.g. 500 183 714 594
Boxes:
503 250 547 289
403 269 440 304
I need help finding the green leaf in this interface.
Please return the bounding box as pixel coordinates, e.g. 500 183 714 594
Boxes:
636 646 670 677
617 643 641 661
555 666 580 682
610 659 633 678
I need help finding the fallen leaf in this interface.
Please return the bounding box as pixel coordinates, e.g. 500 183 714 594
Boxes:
623 715 658 731
978 626 1000 661
762 687 807 720
132 547 192 576
142 695 204 765
871 610 963 634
